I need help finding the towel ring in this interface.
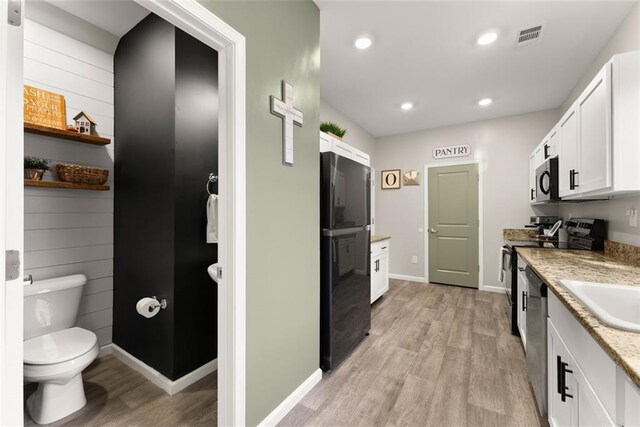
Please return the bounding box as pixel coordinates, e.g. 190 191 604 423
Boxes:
206 173 219 195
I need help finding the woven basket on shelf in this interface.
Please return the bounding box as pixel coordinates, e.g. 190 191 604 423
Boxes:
56 163 109 185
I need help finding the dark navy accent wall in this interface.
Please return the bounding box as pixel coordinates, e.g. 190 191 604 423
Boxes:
114 14 218 380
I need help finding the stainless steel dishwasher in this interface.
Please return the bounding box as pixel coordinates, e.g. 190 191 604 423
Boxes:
525 265 548 419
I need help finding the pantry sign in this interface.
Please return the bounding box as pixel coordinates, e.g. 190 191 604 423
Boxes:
433 144 471 160
23 85 67 130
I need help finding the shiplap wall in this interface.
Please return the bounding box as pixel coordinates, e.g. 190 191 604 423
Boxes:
24 19 114 346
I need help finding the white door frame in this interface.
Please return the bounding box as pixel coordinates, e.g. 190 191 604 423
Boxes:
0 1 247 425
423 160 484 290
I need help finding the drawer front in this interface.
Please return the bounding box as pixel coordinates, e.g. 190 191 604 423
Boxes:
371 240 390 258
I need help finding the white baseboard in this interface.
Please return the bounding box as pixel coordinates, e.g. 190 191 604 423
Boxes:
482 285 506 294
110 344 217 395
98 343 114 358
257 368 322 427
389 273 426 283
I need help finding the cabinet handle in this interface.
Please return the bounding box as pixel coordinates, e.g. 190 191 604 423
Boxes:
544 144 550 159
557 356 574 402
518 267 525 272
569 169 580 190
522 291 527 311
573 170 579 188
531 188 535 201
381 246 387 250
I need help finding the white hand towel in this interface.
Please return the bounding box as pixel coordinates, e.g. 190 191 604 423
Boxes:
207 194 218 244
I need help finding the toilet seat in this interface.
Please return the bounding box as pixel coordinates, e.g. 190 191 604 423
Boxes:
24 327 97 365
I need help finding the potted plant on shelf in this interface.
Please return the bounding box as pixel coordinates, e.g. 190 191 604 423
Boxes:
24 156 50 181
320 121 347 140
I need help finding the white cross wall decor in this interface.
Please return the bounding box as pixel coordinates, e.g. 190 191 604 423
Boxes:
270 80 303 166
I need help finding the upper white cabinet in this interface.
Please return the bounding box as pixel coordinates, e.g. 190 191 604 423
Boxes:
320 132 370 167
532 50 640 201
559 106 579 198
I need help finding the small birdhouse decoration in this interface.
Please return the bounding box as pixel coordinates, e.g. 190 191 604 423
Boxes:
73 111 97 136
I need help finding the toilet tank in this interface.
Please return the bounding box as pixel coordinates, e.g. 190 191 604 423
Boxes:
24 274 87 341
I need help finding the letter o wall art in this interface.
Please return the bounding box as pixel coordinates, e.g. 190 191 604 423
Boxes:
381 169 401 189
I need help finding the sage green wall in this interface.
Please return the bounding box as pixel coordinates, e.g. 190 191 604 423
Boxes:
198 1 320 425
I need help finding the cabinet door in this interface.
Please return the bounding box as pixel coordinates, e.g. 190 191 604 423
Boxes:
378 251 389 294
577 63 612 195
559 106 579 198
575 367 615 427
370 254 380 303
548 320 577 427
529 152 537 203
548 126 559 159
517 268 528 348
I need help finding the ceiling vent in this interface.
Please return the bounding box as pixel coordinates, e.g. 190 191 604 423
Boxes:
516 24 544 47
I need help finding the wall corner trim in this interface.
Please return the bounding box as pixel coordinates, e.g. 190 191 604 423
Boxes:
388 273 427 283
257 368 322 427
109 344 217 396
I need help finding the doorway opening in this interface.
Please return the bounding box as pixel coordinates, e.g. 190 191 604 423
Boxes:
0 1 245 425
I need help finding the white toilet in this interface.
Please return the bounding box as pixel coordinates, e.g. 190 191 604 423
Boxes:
23 274 99 425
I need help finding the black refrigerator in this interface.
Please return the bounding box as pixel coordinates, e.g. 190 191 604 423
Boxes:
320 152 371 372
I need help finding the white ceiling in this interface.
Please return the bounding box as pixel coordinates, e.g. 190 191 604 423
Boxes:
46 0 149 37
316 1 636 137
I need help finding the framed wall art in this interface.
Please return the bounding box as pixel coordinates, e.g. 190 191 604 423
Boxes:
381 169 401 189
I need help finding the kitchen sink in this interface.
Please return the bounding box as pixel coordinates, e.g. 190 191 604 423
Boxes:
560 280 640 332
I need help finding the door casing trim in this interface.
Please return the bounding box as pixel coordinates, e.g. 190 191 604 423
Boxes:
423 159 483 290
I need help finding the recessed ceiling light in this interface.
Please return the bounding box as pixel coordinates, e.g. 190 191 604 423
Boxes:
478 98 493 107
401 102 413 111
354 36 373 50
477 31 499 46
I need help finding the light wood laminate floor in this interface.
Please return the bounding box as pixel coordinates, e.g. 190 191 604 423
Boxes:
279 279 543 427
24 354 217 426
24 280 540 426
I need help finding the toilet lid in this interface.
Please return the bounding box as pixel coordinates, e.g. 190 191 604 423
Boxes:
24 327 97 365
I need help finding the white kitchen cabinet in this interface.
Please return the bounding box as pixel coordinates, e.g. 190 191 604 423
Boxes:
576 63 612 195
337 236 355 276
529 152 537 203
557 51 640 199
370 239 390 303
517 256 528 348
559 105 579 198
547 291 639 427
548 320 577 427
548 320 614 427
319 131 370 166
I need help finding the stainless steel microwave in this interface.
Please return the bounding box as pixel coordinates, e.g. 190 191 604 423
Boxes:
535 157 559 202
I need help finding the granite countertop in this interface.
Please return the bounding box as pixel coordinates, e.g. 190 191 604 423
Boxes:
503 228 556 243
371 235 391 243
516 247 640 388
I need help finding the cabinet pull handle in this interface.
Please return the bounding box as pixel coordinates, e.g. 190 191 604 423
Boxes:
381 246 387 250
522 291 527 311
544 144 550 159
573 170 579 188
557 356 574 402
531 188 535 200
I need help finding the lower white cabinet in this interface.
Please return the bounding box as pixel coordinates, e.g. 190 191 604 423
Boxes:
371 240 390 303
517 256 528 348
548 291 639 426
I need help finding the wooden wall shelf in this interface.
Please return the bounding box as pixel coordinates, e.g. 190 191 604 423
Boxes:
25 179 110 191
24 123 111 146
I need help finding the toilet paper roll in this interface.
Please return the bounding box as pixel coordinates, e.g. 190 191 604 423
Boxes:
136 297 160 318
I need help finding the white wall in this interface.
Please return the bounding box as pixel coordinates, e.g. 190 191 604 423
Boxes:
321 99 376 164
23 20 114 346
374 109 559 287
557 1 640 247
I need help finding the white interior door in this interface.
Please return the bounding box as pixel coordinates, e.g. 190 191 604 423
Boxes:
1 0 25 424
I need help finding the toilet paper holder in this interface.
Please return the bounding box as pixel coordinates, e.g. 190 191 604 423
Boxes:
150 296 168 310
